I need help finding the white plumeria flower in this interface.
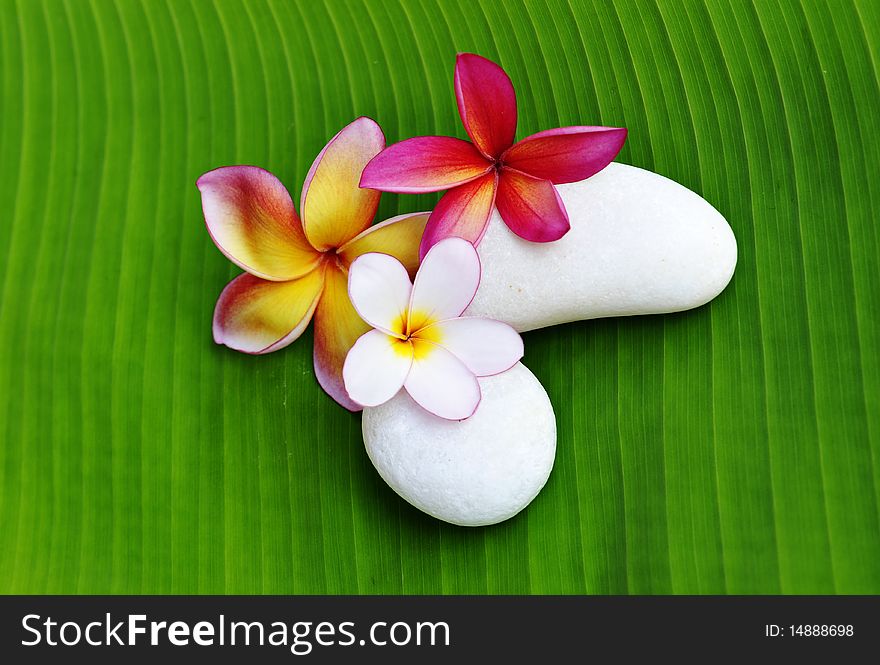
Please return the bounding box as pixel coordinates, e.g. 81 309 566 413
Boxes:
343 237 524 420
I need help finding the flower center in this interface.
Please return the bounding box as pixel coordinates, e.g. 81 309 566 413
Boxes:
391 310 443 345
406 309 433 335
321 249 347 273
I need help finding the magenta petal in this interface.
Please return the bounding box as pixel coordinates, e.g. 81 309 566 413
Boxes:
419 172 498 260
502 126 627 184
360 136 492 194
495 168 570 242
454 53 517 159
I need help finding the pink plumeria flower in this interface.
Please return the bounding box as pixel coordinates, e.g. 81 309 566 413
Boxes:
360 53 628 259
342 238 524 420
197 117 430 411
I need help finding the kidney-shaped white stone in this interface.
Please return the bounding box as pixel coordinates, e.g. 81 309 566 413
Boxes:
362 362 556 527
466 162 737 331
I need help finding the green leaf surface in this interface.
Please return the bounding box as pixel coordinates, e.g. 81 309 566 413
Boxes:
1 0 878 594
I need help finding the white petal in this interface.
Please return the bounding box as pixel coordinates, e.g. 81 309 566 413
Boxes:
343 329 413 407
408 237 480 331
404 340 481 420
348 252 412 337
418 316 523 376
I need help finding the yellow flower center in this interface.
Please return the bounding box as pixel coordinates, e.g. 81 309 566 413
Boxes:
390 309 445 359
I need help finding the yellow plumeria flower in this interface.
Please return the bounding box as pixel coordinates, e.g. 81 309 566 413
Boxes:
197 117 428 410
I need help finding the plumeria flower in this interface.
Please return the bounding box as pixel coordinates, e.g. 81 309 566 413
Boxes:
360 53 628 258
198 117 430 411
342 238 523 420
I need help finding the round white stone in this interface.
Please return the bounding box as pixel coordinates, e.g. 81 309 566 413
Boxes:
362 362 556 527
466 162 738 331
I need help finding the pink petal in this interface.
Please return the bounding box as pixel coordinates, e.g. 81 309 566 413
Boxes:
455 53 517 159
347 252 412 338
495 168 570 242
404 340 481 420
408 237 481 332
343 330 413 408
419 171 498 259
301 117 385 250
198 166 320 281
416 317 523 377
359 136 492 194
501 126 627 184
213 268 325 354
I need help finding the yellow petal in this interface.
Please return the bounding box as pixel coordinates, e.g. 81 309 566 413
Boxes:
213 268 325 354
312 262 372 410
337 211 430 277
198 166 321 280
301 117 385 251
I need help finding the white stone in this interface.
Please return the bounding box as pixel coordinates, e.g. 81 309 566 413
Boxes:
466 162 737 331
362 362 556 527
